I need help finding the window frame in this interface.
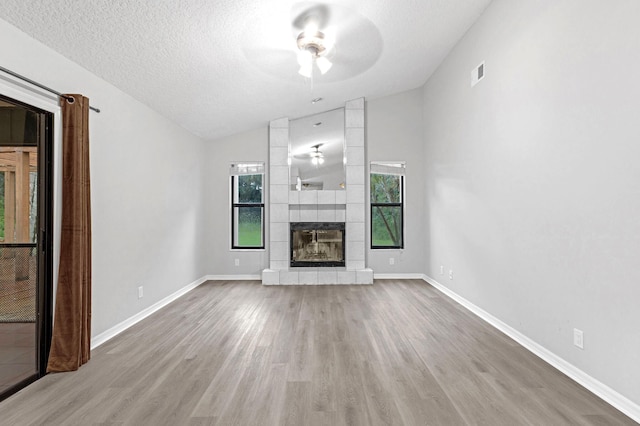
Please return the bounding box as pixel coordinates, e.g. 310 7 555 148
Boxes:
230 172 265 250
370 169 405 250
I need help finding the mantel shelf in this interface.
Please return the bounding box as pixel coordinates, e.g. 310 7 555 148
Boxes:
289 190 347 205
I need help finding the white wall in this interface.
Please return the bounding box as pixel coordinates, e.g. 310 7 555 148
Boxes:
423 0 640 406
204 127 268 276
367 89 426 275
0 18 208 337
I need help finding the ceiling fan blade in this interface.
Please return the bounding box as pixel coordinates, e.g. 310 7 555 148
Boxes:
298 63 312 78
291 3 331 31
316 56 332 74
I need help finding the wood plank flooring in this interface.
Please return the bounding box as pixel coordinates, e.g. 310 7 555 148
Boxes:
0 280 635 425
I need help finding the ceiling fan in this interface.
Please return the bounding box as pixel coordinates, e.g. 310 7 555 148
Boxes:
292 3 335 78
241 3 381 84
293 143 325 165
293 4 336 78
309 144 325 165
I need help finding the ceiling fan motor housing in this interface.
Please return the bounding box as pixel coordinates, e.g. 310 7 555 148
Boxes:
297 31 328 57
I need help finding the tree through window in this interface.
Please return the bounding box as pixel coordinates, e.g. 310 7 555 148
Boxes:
370 162 405 249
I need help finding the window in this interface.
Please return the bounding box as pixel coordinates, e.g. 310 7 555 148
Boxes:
230 162 264 249
370 162 405 249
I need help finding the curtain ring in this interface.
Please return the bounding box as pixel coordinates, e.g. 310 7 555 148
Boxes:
66 96 76 104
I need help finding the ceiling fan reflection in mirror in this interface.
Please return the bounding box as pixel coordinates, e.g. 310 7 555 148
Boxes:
293 143 325 166
310 144 325 165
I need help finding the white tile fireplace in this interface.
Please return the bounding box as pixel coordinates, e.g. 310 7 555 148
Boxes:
262 98 373 285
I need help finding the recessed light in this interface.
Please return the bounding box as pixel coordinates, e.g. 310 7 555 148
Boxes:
313 122 322 127
311 97 323 104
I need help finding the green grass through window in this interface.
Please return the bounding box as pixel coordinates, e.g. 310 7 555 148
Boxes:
237 220 262 247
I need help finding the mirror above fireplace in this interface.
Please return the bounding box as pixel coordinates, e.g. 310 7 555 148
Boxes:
289 108 345 191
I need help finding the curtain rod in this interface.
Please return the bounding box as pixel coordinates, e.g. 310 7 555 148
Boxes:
0 65 101 113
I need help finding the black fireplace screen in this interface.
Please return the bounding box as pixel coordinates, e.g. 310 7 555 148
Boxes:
290 222 345 267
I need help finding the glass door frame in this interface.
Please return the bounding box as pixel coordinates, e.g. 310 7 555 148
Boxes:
0 93 54 401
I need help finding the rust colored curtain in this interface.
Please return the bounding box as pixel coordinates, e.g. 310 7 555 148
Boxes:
47 94 92 372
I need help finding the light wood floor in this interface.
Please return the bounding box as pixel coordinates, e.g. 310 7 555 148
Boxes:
0 280 635 425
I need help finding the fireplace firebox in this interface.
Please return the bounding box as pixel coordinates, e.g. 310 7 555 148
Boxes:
290 222 345 267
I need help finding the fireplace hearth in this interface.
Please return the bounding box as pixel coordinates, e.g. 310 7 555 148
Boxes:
290 222 345 267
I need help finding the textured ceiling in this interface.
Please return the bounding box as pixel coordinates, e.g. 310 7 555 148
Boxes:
0 0 492 141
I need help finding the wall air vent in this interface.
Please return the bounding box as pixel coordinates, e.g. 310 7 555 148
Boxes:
471 61 485 87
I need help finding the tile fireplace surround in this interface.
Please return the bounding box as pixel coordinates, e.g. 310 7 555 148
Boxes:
262 98 374 285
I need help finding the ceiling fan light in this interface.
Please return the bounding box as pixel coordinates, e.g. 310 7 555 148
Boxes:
297 49 312 66
316 56 333 74
296 29 333 77
298 62 312 78
311 157 319 166
318 157 325 165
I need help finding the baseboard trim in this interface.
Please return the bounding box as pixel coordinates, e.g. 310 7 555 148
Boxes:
205 274 262 281
421 274 640 423
91 275 208 350
374 273 425 280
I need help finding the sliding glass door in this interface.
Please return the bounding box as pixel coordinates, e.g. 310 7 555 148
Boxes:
0 94 53 400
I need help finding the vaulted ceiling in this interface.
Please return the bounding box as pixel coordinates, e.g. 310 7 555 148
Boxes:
0 1 492 141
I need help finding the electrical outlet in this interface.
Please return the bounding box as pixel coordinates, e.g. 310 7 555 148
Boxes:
440 265 444 275
573 328 584 349
138 286 143 299
389 257 395 265
449 269 453 280
234 258 240 266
